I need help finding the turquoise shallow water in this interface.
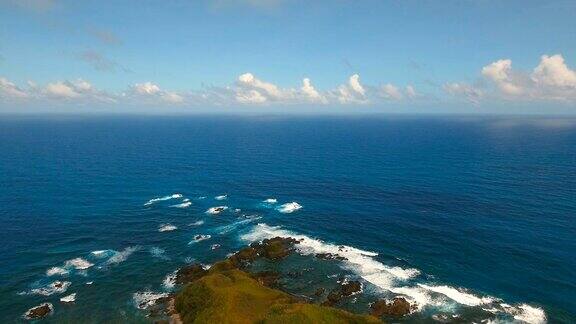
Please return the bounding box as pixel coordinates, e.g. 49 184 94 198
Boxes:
0 115 575 323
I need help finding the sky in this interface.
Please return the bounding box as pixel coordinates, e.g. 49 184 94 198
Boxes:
1 0 576 114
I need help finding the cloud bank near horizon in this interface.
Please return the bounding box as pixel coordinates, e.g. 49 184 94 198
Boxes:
1 53 576 111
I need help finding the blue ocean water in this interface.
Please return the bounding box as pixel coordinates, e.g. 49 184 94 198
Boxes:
0 115 574 323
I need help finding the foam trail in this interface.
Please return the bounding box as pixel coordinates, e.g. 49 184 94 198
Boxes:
105 246 139 265
133 291 169 309
276 202 302 213
215 217 261 234
263 198 277 204
170 201 191 208
190 220 204 226
20 281 71 296
144 193 183 206
241 223 546 323
215 195 227 200
159 224 178 232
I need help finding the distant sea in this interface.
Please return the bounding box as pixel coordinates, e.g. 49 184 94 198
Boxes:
0 115 574 323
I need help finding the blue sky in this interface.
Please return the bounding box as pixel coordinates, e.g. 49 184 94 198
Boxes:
1 0 576 114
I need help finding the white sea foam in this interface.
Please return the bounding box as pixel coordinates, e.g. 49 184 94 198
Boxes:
21 281 71 296
190 220 204 226
91 249 115 258
206 206 228 214
133 291 169 309
277 202 302 213
149 247 169 260
170 201 192 208
46 267 69 277
65 258 94 270
158 224 178 232
264 198 277 204
105 246 139 265
188 234 211 244
86 281 93 285
162 271 178 290
144 193 183 206
215 195 227 200
183 198 190 202
60 293 76 303
241 223 546 322
215 217 261 234
211 244 221 250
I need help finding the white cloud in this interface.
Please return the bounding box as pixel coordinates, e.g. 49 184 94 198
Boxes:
448 53 576 103
44 81 80 98
334 74 368 104
0 77 28 99
132 82 161 95
301 78 327 103
236 72 290 102
406 85 417 98
236 89 267 104
444 82 483 104
531 54 576 89
481 59 523 96
380 83 402 100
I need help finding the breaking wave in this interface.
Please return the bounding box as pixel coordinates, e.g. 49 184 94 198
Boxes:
158 224 178 232
241 223 546 324
276 202 302 213
144 193 183 206
133 291 169 310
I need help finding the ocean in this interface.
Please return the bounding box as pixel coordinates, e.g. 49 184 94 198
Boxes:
0 115 574 323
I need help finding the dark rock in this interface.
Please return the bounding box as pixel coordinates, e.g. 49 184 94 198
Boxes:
315 253 347 261
229 236 299 267
252 271 280 287
176 264 207 284
370 297 413 317
314 287 325 297
322 280 362 306
24 303 53 320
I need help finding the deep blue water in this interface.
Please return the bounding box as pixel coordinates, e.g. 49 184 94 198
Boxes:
0 115 574 323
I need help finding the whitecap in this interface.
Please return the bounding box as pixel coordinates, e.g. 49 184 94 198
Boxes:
190 220 204 226
105 246 139 265
162 271 178 290
158 224 178 232
241 223 545 321
91 249 115 258
206 206 228 215
46 267 69 277
65 258 94 270
276 202 302 213
144 193 183 206
263 198 277 204
188 234 211 244
133 291 169 310
170 201 191 208
211 244 221 250
60 293 76 303
21 281 71 296
215 217 261 234
86 281 93 285
215 195 227 200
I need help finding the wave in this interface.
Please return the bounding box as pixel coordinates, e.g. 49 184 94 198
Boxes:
188 234 211 244
150 247 169 260
206 206 228 215
91 249 116 258
46 267 69 276
162 271 178 290
241 223 546 324
105 246 139 265
276 202 302 213
215 217 261 234
144 193 183 206
263 198 278 204
133 291 169 310
60 293 76 303
65 258 94 270
215 195 227 200
158 224 178 232
190 220 204 226
20 281 71 296
170 201 191 208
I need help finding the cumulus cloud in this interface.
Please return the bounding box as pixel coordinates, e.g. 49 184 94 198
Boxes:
301 78 327 104
334 74 367 104
0 77 29 99
128 82 183 104
446 53 576 103
44 81 80 99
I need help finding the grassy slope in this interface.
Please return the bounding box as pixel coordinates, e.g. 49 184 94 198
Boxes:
175 261 382 324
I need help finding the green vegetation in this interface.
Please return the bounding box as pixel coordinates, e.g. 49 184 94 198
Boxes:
175 261 382 324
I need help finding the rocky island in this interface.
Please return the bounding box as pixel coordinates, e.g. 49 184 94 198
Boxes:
146 236 414 324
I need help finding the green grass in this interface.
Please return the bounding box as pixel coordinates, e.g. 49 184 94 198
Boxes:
175 261 382 324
